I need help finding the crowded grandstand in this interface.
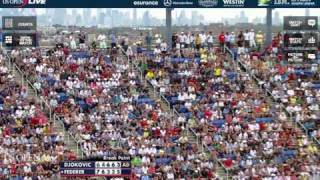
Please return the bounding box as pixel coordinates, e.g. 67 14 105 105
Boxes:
0 10 319 180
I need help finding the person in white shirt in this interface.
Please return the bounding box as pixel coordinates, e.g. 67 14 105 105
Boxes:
179 32 185 49
160 41 168 54
97 34 107 49
230 32 236 45
200 32 207 48
184 33 191 48
70 35 77 50
154 47 161 56
225 32 232 49
207 32 214 49
249 29 256 48
190 33 195 49
155 36 162 48
244 29 250 51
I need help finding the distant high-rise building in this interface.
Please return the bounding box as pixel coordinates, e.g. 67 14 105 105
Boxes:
178 9 188 26
191 11 199 26
239 11 249 23
273 11 281 26
111 10 122 27
45 9 55 25
76 14 83 27
252 17 263 24
305 8 310 16
97 9 106 26
133 9 137 27
92 16 98 27
83 9 92 26
142 10 151 26
53 9 67 25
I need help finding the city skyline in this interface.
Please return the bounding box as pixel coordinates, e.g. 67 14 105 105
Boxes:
0 8 318 27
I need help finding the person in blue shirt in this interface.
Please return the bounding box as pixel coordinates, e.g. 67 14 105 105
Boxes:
111 34 117 48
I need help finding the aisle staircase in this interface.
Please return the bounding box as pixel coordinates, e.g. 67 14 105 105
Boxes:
120 48 229 179
4 52 84 159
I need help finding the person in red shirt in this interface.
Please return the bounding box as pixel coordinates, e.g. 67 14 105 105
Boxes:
272 36 280 56
218 32 226 53
69 63 79 72
223 159 233 168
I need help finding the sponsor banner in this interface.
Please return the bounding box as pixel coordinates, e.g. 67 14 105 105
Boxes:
3 33 37 47
0 0 319 8
284 16 318 31
2 16 37 31
258 0 318 7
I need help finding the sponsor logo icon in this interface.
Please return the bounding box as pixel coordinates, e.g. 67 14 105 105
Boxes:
258 0 270 6
222 0 245 7
133 0 159 6
199 0 218 7
274 0 289 5
164 0 172 6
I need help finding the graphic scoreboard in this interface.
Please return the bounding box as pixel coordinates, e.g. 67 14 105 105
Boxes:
2 16 38 47
60 155 132 177
283 16 319 63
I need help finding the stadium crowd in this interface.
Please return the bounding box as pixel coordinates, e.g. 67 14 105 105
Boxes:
0 52 76 179
2 28 319 179
138 33 320 179
237 37 320 142
12 44 219 179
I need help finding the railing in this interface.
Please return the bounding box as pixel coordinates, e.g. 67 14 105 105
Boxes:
120 46 231 179
6 52 85 159
225 46 320 147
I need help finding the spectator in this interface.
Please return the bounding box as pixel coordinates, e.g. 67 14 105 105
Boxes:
237 31 245 55
184 32 190 49
207 32 214 50
190 33 195 49
111 33 117 48
249 29 256 48
160 41 168 54
78 33 86 49
225 32 232 49
195 34 201 51
218 31 225 53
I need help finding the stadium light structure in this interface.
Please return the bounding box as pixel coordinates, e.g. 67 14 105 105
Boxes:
265 8 273 46
166 8 173 49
